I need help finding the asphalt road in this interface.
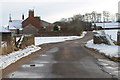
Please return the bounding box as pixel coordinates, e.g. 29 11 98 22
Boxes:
4 32 113 78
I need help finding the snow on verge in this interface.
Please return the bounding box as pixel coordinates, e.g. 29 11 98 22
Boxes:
35 31 87 45
0 45 41 69
85 40 119 58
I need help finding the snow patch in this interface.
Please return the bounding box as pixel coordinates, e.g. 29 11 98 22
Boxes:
0 45 41 69
9 20 23 30
85 40 119 57
35 31 87 45
1 41 7 48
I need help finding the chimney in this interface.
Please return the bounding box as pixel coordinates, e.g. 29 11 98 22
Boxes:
22 14 24 20
9 14 12 22
29 10 34 17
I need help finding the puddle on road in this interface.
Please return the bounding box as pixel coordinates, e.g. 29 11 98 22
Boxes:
109 71 119 78
5 47 62 78
40 54 48 56
74 42 79 43
98 59 118 67
98 59 117 64
105 66 118 70
45 47 59 54
38 61 58 64
9 71 45 78
98 62 109 66
22 64 44 68
97 59 119 78
31 61 59 64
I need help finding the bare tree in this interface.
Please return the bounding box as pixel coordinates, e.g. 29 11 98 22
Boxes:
97 13 102 22
103 11 110 22
91 11 97 23
60 18 68 22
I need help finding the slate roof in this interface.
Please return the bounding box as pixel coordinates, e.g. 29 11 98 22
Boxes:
0 27 11 32
9 20 23 30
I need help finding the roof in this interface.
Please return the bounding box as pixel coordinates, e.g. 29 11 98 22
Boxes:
0 27 11 32
41 20 52 27
92 23 119 28
35 17 41 21
22 17 41 30
9 20 23 30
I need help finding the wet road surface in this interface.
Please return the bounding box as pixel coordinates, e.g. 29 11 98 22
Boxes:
4 32 113 78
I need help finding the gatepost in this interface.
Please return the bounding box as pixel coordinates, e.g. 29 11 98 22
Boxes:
118 2 120 79
117 31 120 45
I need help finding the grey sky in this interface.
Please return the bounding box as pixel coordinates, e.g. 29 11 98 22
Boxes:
0 0 119 26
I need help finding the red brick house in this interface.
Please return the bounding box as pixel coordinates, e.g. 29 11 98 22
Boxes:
60 26 68 31
41 20 54 32
8 10 54 35
22 10 42 35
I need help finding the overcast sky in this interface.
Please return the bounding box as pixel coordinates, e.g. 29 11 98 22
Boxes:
0 0 119 26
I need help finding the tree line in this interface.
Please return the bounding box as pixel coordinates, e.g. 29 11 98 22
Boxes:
53 11 119 35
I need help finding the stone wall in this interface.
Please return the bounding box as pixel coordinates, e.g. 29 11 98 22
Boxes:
93 31 114 45
93 34 110 44
1 34 35 55
17 35 35 49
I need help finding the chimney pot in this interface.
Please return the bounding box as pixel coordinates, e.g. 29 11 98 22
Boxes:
29 10 34 17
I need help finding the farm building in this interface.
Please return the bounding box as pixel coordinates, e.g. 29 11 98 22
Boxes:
8 10 54 35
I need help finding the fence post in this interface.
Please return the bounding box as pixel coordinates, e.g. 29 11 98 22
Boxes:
117 31 120 45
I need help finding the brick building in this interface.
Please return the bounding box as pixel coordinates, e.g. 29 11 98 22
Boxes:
41 20 54 32
22 10 42 35
8 10 54 35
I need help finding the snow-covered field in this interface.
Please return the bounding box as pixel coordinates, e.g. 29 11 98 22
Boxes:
104 30 118 41
86 40 119 58
0 31 87 69
35 31 87 45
